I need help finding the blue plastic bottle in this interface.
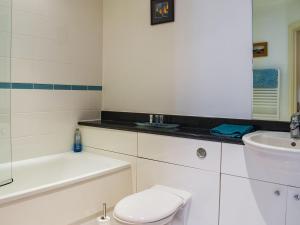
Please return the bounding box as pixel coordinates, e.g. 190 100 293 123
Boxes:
73 128 82 153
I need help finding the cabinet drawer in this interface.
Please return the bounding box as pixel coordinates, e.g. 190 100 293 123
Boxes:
138 133 221 172
80 126 138 156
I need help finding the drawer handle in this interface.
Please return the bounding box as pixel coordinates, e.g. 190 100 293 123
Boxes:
197 148 207 159
295 195 300 201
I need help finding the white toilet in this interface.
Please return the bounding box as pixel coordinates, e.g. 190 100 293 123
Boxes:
113 185 192 225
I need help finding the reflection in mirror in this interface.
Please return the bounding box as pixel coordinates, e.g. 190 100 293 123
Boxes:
252 0 300 121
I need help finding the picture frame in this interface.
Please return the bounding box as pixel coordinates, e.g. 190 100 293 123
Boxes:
151 0 175 25
253 42 268 58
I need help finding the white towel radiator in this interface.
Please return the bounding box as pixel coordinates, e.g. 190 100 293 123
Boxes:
252 70 280 120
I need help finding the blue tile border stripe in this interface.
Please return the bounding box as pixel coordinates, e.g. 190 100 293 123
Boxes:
12 83 34 89
0 82 102 92
71 85 88 91
0 82 11 89
34 83 54 90
88 86 102 91
54 84 72 90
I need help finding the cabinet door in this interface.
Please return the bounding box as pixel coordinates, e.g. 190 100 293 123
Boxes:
286 187 300 225
137 158 220 225
219 175 287 225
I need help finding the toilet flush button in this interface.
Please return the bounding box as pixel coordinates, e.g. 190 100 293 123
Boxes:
197 148 207 159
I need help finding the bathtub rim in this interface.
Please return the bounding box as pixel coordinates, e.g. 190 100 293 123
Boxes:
0 152 131 205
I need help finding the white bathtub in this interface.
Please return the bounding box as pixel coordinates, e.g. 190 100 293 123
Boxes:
0 152 132 225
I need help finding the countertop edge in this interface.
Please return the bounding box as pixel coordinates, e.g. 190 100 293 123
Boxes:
78 121 245 145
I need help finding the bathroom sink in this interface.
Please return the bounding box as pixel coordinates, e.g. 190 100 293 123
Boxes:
243 131 300 155
135 122 179 129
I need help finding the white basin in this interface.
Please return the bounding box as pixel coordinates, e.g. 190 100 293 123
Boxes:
242 131 300 187
243 131 300 155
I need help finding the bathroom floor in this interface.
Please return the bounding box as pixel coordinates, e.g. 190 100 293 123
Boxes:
81 218 119 225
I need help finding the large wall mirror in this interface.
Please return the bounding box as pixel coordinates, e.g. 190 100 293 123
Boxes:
252 0 300 122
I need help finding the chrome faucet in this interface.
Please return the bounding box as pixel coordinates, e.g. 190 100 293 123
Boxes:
290 113 300 139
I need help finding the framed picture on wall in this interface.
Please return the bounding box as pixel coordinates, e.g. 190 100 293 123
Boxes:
253 42 268 57
151 0 175 25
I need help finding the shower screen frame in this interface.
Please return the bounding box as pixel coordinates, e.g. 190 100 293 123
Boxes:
0 0 13 187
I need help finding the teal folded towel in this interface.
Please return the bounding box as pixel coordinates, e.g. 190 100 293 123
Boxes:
210 124 254 138
253 69 279 88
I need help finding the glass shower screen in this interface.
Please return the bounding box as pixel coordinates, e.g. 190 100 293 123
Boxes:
0 0 12 186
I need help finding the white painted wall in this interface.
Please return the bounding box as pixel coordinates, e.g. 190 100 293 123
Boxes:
102 0 253 119
10 0 103 161
253 0 300 121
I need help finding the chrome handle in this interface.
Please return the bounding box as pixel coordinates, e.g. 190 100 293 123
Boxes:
294 194 300 201
197 148 207 159
290 122 300 130
149 114 153 124
274 190 281 196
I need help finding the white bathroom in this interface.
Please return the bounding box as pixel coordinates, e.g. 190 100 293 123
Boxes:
0 0 299 225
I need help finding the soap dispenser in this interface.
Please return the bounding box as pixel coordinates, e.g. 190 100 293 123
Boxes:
73 128 82 153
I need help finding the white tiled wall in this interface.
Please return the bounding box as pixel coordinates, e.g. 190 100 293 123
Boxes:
10 0 103 161
0 0 11 82
11 0 102 85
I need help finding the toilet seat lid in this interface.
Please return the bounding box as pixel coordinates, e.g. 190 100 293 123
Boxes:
114 189 183 224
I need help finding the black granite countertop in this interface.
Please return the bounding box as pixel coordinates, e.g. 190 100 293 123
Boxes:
78 120 245 145
78 111 290 145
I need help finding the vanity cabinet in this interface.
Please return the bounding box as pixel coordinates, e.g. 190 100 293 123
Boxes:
219 175 287 225
286 187 300 225
80 126 300 225
81 127 221 225
221 143 300 225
